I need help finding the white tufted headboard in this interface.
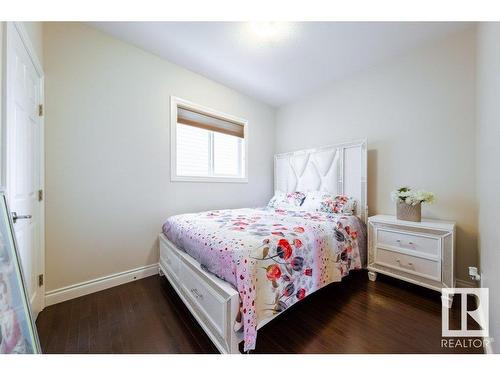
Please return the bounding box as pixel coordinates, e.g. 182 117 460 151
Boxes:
274 139 368 223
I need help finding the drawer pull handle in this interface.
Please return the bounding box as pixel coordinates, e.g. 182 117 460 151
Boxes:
395 239 415 247
396 259 415 270
190 288 203 299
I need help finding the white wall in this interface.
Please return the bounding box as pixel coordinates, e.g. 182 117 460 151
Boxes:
43 23 276 291
477 22 500 354
276 28 477 282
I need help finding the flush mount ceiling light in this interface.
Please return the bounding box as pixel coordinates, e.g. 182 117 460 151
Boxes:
247 22 291 41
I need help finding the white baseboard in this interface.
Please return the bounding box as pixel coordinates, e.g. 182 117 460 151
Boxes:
484 339 494 354
45 263 159 306
455 278 477 288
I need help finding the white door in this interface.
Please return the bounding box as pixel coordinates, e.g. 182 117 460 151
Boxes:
4 23 44 317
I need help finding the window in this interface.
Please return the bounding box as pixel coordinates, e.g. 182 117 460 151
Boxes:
171 97 247 182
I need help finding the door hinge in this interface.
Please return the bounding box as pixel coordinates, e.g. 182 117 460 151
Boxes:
38 274 44 287
38 189 43 202
38 104 43 117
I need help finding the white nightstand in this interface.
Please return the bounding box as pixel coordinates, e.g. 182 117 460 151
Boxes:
367 215 455 308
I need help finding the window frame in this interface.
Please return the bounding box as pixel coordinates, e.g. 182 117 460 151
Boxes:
170 96 248 183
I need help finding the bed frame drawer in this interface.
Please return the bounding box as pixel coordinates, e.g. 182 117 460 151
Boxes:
159 236 180 275
180 262 226 336
158 234 241 354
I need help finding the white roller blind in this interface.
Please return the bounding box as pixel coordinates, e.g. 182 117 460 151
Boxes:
177 105 244 138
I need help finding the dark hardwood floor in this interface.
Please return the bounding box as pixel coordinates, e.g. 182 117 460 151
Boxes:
36 271 483 354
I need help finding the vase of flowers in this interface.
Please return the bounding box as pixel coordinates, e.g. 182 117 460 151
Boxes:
391 186 435 222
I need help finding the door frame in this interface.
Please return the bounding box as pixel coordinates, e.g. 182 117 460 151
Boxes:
1 21 45 314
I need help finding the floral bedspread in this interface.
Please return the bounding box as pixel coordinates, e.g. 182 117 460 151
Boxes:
162 207 366 352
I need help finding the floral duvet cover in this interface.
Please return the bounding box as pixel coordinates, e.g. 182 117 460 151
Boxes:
162 207 366 352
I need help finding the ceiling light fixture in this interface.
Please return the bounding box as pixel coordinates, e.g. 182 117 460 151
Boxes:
248 22 291 41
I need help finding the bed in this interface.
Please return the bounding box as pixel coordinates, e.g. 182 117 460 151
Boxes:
159 139 368 353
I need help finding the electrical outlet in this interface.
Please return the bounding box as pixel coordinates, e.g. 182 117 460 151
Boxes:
468 266 481 281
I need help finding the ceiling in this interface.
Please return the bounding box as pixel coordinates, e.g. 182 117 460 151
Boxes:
89 22 471 107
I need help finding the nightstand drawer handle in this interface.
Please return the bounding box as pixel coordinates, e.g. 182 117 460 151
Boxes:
396 239 415 246
396 259 414 269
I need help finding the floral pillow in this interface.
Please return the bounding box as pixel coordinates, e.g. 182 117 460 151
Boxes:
304 191 356 215
267 191 307 210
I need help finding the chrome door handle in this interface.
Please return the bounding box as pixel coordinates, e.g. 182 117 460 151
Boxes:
12 212 32 223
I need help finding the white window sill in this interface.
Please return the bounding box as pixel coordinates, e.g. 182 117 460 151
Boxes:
171 175 248 183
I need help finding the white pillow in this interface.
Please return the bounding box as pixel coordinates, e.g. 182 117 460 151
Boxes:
267 191 307 210
303 191 356 214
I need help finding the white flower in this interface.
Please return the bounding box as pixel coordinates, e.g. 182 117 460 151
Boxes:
391 187 435 205
414 190 435 204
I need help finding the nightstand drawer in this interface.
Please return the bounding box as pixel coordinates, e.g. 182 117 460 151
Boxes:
376 228 440 257
375 248 441 281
